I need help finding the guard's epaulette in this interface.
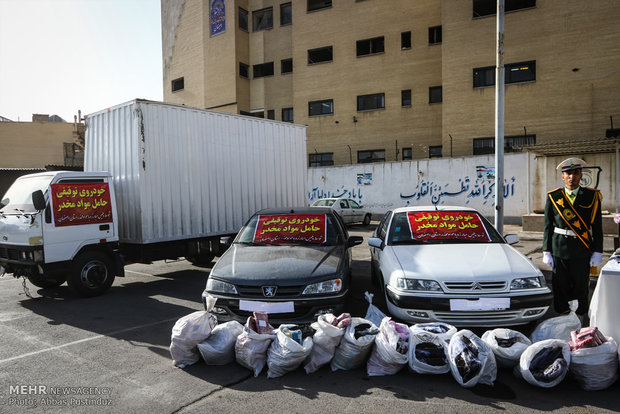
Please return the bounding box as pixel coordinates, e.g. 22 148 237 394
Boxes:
547 187 562 195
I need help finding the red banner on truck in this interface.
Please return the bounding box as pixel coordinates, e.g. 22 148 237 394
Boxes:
253 214 327 244
50 183 113 227
406 211 491 242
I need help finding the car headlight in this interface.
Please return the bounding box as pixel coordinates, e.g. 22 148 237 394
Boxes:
510 277 543 290
397 278 442 292
302 278 342 295
206 278 238 294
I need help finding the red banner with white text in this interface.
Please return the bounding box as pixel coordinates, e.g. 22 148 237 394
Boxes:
51 183 113 227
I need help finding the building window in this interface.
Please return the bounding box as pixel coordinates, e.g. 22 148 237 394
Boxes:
358 149 385 164
239 62 249 79
267 110 275 120
308 0 331 12
309 152 334 166
402 147 412 160
282 107 294 122
356 36 384 57
429 146 442 158
242 110 264 118
428 25 442 45
401 31 411 49
171 77 184 92
473 61 536 87
238 7 248 31
253 7 273 31
401 89 412 107
357 93 385 111
280 3 292 26
473 66 494 88
308 99 333 116
308 46 333 64
473 134 536 155
253 62 274 78
473 0 536 18
281 58 293 74
429 86 442 104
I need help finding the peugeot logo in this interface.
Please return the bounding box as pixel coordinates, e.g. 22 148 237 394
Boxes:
262 286 277 297
2 236 7 241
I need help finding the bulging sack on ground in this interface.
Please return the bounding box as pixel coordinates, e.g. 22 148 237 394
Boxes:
267 324 313 378
304 314 348 374
331 317 379 371
411 322 457 343
367 317 410 376
364 291 387 328
570 336 618 390
408 329 450 375
198 320 244 365
482 328 531 368
170 310 218 368
448 330 497 387
518 339 570 388
235 316 276 377
530 300 581 343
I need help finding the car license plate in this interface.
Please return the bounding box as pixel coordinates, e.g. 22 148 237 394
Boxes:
449 298 510 311
239 300 294 314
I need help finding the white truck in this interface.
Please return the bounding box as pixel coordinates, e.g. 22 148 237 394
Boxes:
0 100 307 296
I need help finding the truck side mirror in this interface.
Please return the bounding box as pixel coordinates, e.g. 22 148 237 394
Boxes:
32 190 46 211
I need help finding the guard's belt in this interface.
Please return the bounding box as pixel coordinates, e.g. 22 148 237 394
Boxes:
554 227 577 237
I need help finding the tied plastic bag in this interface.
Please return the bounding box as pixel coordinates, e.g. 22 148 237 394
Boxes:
411 322 457 343
267 324 313 378
197 320 244 365
570 336 618 390
364 291 387 328
169 297 218 368
304 314 347 374
367 317 410 376
407 329 450 375
235 316 276 377
331 317 379 371
530 300 581 343
482 328 532 368
517 339 570 388
448 330 497 387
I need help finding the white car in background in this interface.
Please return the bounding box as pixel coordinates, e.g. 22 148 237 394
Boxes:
311 198 372 225
368 206 552 327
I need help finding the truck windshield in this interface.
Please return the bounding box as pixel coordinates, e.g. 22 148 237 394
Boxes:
0 175 54 213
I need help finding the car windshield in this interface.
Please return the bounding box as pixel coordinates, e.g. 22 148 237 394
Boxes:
388 210 504 245
236 213 342 246
0 175 54 213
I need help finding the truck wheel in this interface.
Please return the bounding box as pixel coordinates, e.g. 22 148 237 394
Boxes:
363 214 371 225
27 274 66 288
67 251 115 297
185 251 215 267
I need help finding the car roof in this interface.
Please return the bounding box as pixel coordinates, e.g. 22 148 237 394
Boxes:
391 205 479 214
255 206 334 215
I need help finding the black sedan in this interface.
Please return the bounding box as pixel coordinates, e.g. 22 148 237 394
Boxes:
202 207 363 324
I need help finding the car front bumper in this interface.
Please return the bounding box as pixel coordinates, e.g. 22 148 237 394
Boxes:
385 286 553 327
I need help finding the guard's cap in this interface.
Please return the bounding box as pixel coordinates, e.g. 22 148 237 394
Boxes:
557 157 587 172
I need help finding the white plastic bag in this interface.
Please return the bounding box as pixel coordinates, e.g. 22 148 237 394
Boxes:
570 337 619 390
364 291 387 328
267 324 313 378
411 322 457 343
197 320 244 365
367 317 410 376
331 317 379 371
235 317 276 377
304 315 346 374
170 309 218 368
407 329 450 375
448 330 497 387
482 328 531 368
530 300 581 343
518 339 570 388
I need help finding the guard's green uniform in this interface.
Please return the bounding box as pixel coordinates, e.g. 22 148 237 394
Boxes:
542 187 603 315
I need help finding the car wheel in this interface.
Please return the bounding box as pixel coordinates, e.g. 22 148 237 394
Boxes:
363 214 371 225
67 251 115 297
27 273 66 288
185 251 215 267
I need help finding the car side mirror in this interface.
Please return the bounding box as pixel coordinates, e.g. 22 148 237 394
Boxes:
504 234 519 245
368 237 383 249
347 236 363 247
32 190 46 211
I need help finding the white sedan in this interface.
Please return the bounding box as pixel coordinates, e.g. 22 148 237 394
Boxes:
368 206 552 327
311 198 372 225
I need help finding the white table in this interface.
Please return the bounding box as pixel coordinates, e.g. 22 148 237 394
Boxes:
589 259 620 343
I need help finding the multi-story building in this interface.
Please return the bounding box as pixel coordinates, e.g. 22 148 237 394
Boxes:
162 0 620 166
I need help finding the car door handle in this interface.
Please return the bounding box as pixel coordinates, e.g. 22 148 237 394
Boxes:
99 224 110 231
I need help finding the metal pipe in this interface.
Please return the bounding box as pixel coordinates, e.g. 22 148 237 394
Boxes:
495 0 505 233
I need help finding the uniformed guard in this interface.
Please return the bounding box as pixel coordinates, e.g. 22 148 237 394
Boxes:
542 157 603 317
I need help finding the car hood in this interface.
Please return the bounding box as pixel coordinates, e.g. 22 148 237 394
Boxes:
391 243 541 280
210 244 345 284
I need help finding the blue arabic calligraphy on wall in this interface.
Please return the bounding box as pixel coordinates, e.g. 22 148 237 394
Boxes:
308 186 363 202
400 176 516 206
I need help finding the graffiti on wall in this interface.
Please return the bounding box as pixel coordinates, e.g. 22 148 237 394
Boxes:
308 186 364 202
400 176 516 206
